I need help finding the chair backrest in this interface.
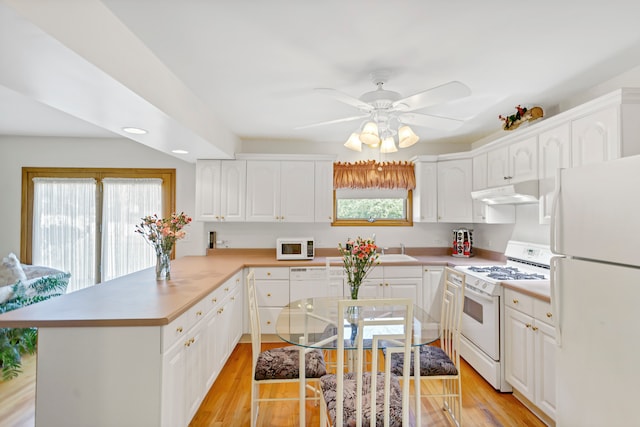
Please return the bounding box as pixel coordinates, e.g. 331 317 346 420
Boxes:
335 298 414 427
246 269 261 369
441 267 465 367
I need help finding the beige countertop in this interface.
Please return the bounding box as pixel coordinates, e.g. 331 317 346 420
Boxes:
501 280 551 303
0 248 505 328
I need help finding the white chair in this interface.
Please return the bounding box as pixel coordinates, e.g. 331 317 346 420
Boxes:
389 266 465 426
246 269 327 427
319 298 414 427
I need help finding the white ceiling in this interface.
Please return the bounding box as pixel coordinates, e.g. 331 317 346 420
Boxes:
2 0 640 162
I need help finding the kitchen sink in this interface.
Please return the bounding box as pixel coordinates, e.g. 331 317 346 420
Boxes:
376 254 418 263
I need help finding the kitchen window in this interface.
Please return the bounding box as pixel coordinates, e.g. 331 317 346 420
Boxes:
332 160 414 226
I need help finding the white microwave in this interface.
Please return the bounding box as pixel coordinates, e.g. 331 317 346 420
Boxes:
276 237 315 260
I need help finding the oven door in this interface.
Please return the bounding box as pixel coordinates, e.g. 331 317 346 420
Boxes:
461 285 500 361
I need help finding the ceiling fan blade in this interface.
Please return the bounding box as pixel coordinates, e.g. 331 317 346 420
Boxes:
392 81 471 112
398 112 464 131
294 114 370 130
315 88 374 111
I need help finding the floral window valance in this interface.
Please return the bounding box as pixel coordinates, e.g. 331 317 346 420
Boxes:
333 160 416 190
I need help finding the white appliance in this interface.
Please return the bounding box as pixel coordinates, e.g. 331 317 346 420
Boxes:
456 241 552 392
551 155 640 426
276 237 315 260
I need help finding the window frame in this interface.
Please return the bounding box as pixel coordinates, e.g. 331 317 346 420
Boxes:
331 189 414 227
21 167 176 265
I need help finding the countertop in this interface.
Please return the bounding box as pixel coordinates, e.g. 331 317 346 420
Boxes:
0 248 551 328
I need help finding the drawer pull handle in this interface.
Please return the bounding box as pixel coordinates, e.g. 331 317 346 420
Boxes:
546 312 553 318
267 293 272 297
211 298 217 303
525 323 532 328
218 308 224 314
267 321 271 325
231 297 235 301
532 326 539 331
196 311 203 316
513 299 519 304
176 327 183 333
267 272 271 276
225 287 229 292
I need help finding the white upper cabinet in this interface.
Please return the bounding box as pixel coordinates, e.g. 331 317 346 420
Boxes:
538 123 570 224
571 106 619 167
437 158 473 223
195 160 246 222
413 160 438 223
487 136 538 187
314 160 334 223
246 160 315 222
472 153 487 191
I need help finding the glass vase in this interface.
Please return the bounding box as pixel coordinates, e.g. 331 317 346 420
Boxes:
156 252 171 280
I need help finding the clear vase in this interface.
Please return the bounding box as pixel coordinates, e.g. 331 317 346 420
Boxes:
156 252 171 280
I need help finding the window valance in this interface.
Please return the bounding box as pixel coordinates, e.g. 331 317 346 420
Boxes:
333 160 416 190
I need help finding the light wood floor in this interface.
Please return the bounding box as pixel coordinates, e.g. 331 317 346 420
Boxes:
0 343 546 427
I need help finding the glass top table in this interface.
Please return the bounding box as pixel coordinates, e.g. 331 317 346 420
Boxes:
276 297 440 350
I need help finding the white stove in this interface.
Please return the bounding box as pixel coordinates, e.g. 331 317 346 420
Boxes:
454 241 551 392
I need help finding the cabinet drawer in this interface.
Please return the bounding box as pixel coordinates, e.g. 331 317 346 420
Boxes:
255 280 289 306
383 266 422 278
504 289 533 315
258 307 281 334
534 299 554 325
162 310 190 352
253 267 289 280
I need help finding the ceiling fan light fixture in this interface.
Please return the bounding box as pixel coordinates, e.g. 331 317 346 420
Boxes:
359 121 380 146
379 136 398 153
344 132 362 152
398 125 419 148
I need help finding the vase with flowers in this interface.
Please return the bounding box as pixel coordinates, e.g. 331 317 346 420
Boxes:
135 212 192 280
338 236 379 300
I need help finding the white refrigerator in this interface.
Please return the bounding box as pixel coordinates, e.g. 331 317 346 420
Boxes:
551 155 640 427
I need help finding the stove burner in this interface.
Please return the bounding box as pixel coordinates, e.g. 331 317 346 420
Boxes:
467 265 546 281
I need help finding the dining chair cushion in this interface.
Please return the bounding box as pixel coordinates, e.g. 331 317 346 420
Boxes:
320 372 411 427
389 345 458 377
254 346 327 380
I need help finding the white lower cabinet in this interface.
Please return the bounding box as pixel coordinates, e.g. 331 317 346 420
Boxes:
161 271 243 427
504 288 556 422
253 267 290 334
422 266 444 320
354 266 422 302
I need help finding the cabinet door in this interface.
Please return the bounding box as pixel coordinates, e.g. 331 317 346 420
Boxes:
203 308 221 390
384 277 421 302
571 106 619 167
534 320 557 419
472 153 487 191
246 160 280 221
185 325 205 420
413 161 438 222
509 136 538 183
422 267 443 320
195 160 222 221
504 307 535 401
219 160 246 221
161 341 187 427
437 159 473 223
538 124 570 224
315 160 334 223
280 161 315 222
487 147 509 187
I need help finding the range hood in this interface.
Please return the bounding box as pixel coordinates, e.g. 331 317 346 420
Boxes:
471 180 539 205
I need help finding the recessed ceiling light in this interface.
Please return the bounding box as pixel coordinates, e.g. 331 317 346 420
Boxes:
122 127 148 135
171 149 189 154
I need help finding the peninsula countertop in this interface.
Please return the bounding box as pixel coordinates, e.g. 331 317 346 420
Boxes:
0 248 507 328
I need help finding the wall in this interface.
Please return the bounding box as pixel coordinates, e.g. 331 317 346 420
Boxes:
0 135 203 259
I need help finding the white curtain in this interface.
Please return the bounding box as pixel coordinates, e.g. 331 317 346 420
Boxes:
32 178 97 292
101 178 162 282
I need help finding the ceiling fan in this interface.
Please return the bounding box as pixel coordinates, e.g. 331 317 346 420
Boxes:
297 71 472 152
